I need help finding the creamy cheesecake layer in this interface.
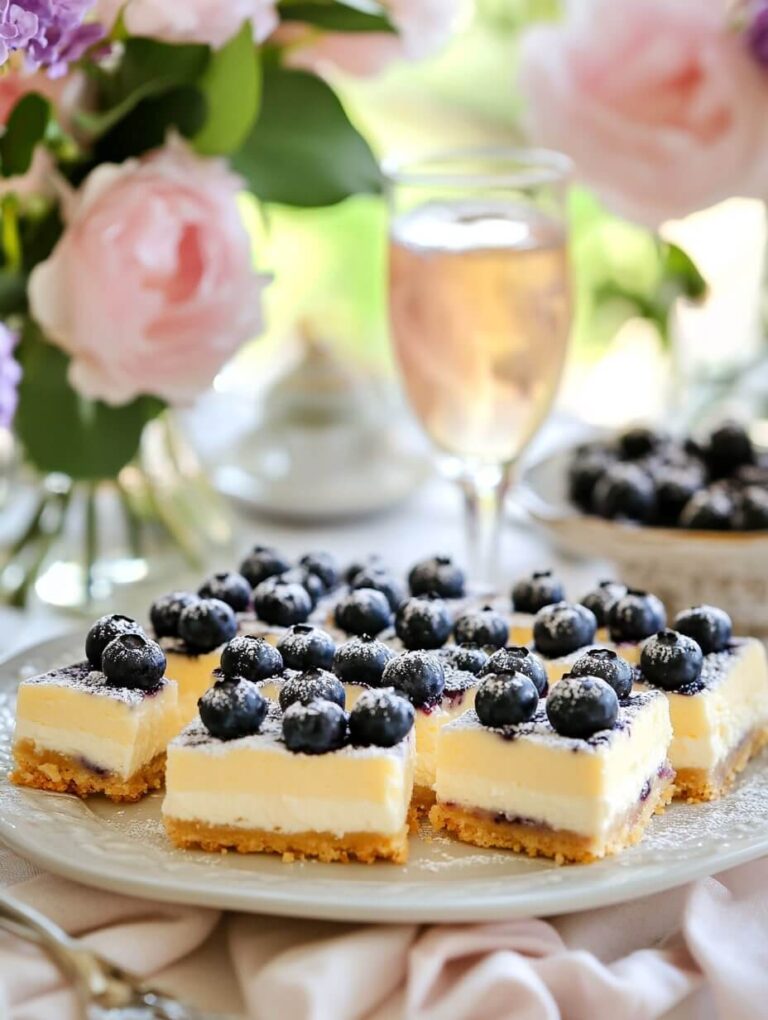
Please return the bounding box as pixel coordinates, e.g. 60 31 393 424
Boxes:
636 638 768 772
14 663 178 778
161 642 222 729
507 612 535 647
613 640 646 666
435 692 671 839
414 674 478 791
255 674 370 710
163 716 414 836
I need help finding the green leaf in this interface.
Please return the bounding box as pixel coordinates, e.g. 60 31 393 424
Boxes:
15 320 165 480
279 0 396 32
113 38 210 102
659 241 708 302
94 86 207 163
194 23 261 156
0 94 50 177
0 270 26 317
233 65 381 207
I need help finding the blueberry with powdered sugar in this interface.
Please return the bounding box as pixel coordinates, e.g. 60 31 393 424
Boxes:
282 699 348 754
395 594 452 650
299 551 340 592
198 571 252 613
102 633 166 690
608 590 666 643
85 614 145 668
279 567 325 608
220 635 283 681
277 624 336 671
239 545 291 589
253 577 312 627
199 676 268 741
640 630 703 691
343 554 385 585
533 602 597 659
673 605 732 655
511 570 565 615
349 688 414 747
334 587 392 637
332 635 394 686
579 580 626 628
408 555 466 599
476 672 538 728
382 650 445 708
279 668 345 711
349 566 405 612
149 592 197 640
546 675 619 739
453 606 508 649
569 648 633 699
481 645 548 696
442 643 489 676
178 598 237 653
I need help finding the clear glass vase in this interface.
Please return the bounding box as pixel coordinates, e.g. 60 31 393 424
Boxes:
0 414 233 612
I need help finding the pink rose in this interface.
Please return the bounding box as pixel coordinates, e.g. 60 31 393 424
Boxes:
519 0 768 228
277 0 469 77
28 138 267 406
95 0 277 47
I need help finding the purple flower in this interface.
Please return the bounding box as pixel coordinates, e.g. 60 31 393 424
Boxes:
0 323 21 429
747 2 768 67
0 0 104 77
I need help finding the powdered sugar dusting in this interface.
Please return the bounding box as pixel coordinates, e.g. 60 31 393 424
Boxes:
21 662 164 705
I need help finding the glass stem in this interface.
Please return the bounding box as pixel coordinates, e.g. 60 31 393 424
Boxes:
460 462 513 589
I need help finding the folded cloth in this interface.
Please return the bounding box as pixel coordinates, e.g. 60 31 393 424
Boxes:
1 852 767 1020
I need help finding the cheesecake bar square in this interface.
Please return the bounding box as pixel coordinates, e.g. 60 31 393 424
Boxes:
12 662 178 802
430 691 674 863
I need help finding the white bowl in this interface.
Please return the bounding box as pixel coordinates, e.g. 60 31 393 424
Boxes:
519 445 768 636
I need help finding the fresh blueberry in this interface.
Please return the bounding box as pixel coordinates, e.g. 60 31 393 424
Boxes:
395 594 452 650
475 672 538 728
443 643 489 676
736 486 768 530
570 648 633 699
219 635 283 681
349 567 406 612
511 570 565 615
408 555 466 599
282 699 348 754
178 598 238 653
608 590 666 643
349 688 415 747
299 551 340 592
239 545 291 589
533 602 597 658
679 487 734 530
277 624 336 671
735 462 768 487
278 668 346 711
579 580 626 627
199 677 267 741
101 633 166 690
652 463 705 526
381 651 445 708
546 675 619 739
482 645 548 696
706 420 754 478
673 605 732 655
279 567 325 608
592 462 656 522
332 636 394 686
197 571 252 613
253 578 312 626
86 614 145 668
453 606 508 649
640 630 703 691
149 592 197 640
568 446 614 510
618 426 666 460
334 587 393 637
343 554 385 585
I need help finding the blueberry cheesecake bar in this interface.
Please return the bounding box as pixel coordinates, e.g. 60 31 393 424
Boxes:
635 606 768 802
12 617 178 802
430 669 674 863
162 675 416 864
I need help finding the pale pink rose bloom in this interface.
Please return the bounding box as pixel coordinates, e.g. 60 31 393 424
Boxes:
95 0 277 47
28 139 267 406
519 0 768 228
277 0 470 77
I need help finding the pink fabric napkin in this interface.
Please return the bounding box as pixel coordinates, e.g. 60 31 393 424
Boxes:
1 857 767 1020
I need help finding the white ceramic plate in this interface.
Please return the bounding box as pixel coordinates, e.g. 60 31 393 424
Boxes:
2 636 768 923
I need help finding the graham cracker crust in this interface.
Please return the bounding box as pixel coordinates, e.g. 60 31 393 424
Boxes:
11 740 165 802
675 725 768 803
164 816 410 864
407 785 435 831
429 772 675 864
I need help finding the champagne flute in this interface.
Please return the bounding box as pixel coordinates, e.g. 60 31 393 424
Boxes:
385 147 572 585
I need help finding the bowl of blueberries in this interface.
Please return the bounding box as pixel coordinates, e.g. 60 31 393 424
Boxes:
519 420 768 635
